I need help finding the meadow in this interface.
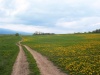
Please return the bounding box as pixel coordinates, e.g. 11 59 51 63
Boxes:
0 35 20 75
22 34 100 75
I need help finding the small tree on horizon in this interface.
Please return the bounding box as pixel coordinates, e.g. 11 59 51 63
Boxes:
15 33 19 36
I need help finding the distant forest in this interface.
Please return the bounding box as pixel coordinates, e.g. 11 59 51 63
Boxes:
34 31 55 35
75 29 100 34
33 29 100 35
91 29 100 33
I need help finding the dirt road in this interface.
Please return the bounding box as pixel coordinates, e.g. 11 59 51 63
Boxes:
11 43 29 75
24 45 67 75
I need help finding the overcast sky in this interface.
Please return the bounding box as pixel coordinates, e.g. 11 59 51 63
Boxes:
0 0 100 33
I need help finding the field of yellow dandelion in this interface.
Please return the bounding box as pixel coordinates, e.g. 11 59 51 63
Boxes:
22 34 100 75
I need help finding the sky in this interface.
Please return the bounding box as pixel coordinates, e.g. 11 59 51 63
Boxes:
0 0 100 34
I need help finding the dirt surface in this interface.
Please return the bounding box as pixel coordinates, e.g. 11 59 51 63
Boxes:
11 42 29 75
24 45 67 75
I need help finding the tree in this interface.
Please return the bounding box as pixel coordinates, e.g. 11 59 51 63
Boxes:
15 33 19 36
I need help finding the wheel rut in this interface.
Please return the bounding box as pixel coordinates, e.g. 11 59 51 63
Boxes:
24 45 67 75
11 41 67 75
11 42 29 75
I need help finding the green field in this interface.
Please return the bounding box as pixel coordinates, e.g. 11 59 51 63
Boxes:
22 34 100 75
0 35 20 75
0 35 40 75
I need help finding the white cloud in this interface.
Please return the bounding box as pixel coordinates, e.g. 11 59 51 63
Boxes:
0 0 100 34
0 24 58 33
91 0 100 10
10 0 30 16
0 17 14 23
0 0 29 17
55 17 100 32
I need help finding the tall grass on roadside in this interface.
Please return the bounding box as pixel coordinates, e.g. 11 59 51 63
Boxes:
22 46 40 75
0 35 20 75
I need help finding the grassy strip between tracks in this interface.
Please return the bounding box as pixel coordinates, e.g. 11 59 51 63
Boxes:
22 45 40 75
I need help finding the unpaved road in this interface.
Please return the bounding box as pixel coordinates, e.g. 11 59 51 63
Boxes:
24 45 67 75
11 42 29 75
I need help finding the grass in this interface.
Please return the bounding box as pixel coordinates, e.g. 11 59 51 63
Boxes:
22 34 100 75
0 35 20 75
22 45 40 75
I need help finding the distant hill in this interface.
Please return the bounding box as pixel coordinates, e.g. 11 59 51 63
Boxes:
0 28 16 34
0 28 31 35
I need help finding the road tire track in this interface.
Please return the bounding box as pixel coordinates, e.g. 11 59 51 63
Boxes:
24 45 67 75
11 43 29 75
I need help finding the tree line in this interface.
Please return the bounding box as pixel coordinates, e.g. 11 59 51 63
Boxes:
33 31 55 35
14 29 100 36
91 29 100 33
75 29 100 34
